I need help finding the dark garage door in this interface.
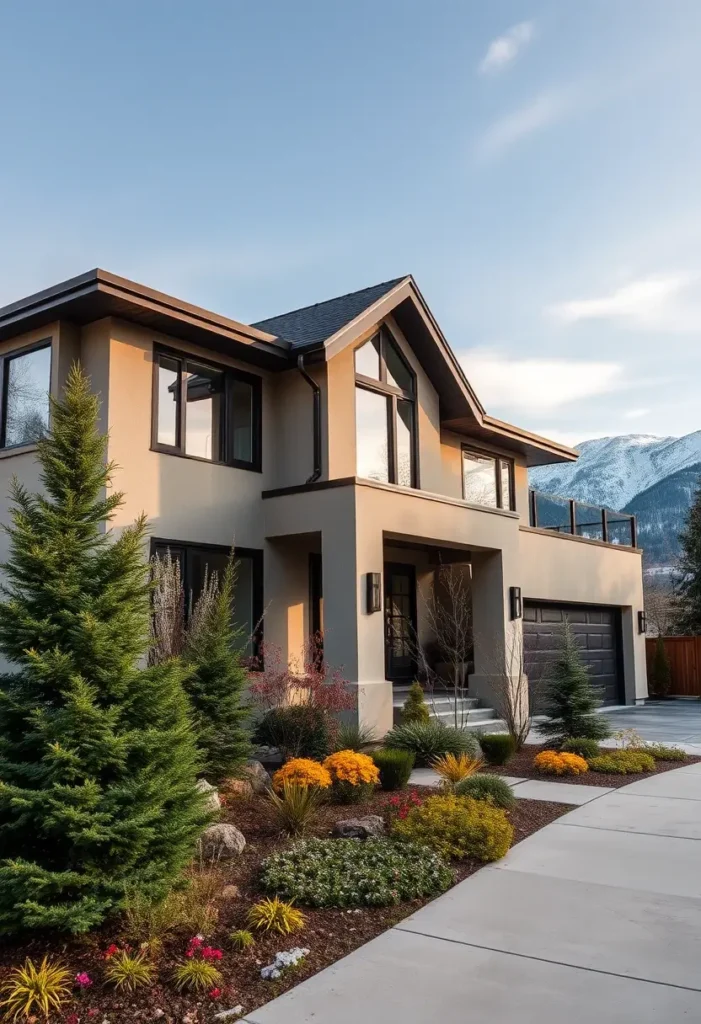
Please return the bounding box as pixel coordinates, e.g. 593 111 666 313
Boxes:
523 602 623 706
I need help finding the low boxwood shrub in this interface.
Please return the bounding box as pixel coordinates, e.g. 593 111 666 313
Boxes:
634 743 687 762
533 750 588 776
455 774 516 809
260 838 454 907
561 737 601 759
479 733 516 766
392 794 513 862
383 721 479 766
372 748 415 790
588 750 656 774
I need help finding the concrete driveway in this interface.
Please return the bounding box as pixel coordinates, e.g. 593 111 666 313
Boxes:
602 701 701 751
241 763 701 1023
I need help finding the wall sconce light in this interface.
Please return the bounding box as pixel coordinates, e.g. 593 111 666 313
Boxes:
638 610 647 634
366 572 382 614
510 586 522 621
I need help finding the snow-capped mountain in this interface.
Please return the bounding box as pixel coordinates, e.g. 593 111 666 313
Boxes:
530 432 701 512
529 432 701 567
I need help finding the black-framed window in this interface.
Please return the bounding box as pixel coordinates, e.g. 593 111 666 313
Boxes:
152 539 263 659
462 447 514 511
0 341 52 449
354 326 417 488
152 347 262 470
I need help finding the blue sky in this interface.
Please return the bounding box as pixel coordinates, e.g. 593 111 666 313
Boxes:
2 0 701 446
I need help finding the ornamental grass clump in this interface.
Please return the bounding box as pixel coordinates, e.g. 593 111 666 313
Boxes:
454 774 516 810
247 897 305 935
272 758 332 791
383 721 479 766
392 794 513 862
561 737 601 759
533 750 589 776
635 743 687 762
261 838 453 907
588 750 656 774
323 750 380 803
104 949 155 992
372 748 415 791
230 929 255 950
431 752 482 791
0 957 72 1021
266 781 327 836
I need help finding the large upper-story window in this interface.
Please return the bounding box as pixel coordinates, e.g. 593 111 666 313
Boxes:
462 446 515 511
1 342 52 449
153 348 262 470
354 327 417 488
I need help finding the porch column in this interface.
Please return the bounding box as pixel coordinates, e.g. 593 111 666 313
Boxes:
321 511 392 736
469 546 525 714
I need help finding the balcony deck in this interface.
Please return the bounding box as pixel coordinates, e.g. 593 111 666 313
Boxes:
528 488 637 548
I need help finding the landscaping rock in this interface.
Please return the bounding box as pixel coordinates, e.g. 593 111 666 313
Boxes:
225 778 255 800
242 759 272 794
214 1007 244 1021
196 778 221 812
199 822 246 860
332 815 385 839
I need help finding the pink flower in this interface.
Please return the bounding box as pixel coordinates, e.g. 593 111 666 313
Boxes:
75 972 92 989
66 1016 80 1024
202 946 223 961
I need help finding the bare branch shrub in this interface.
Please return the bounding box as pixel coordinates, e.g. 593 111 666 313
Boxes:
149 551 185 665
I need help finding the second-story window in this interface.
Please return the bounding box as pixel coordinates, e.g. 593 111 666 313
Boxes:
354 327 417 488
462 446 514 511
153 348 261 470
1 342 52 449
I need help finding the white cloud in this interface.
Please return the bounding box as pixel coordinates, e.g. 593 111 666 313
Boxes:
461 349 624 413
547 272 701 331
476 90 572 159
623 407 650 419
478 22 534 75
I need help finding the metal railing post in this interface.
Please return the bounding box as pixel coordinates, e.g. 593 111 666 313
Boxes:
569 499 576 536
601 508 608 543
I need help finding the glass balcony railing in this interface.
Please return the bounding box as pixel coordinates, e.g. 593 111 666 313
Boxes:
528 489 637 548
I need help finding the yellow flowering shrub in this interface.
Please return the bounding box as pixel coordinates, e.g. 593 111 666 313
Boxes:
392 794 513 862
323 750 380 786
272 758 332 792
533 750 588 776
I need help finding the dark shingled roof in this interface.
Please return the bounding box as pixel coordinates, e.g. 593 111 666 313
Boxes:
251 277 406 348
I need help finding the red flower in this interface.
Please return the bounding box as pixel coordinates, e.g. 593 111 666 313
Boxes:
209 987 222 1000
202 946 223 961
104 943 120 960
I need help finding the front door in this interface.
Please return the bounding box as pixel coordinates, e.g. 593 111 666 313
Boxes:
384 562 417 682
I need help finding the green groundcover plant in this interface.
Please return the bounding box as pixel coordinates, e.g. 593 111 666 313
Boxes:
260 838 454 907
454 774 516 809
588 750 656 774
382 721 479 766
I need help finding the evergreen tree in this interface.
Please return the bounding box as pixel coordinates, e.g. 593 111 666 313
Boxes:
402 681 430 724
650 635 672 698
538 622 611 742
0 365 209 935
183 559 252 784
674 480 701 635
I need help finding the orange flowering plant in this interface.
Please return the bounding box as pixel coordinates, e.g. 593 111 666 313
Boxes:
323 750 380 803
272 758 332 791
533 750 588 776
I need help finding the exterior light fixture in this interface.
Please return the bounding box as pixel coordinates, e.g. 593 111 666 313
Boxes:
638 610 647 634
366 572 382 614
510 586 522 621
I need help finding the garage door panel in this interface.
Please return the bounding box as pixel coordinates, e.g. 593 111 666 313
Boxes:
523 602 623 706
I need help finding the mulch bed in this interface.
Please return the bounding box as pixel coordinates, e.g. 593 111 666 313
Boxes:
481 743 701 788
0 788 570 1023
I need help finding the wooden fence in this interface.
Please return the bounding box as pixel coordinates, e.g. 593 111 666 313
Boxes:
646 636 701 697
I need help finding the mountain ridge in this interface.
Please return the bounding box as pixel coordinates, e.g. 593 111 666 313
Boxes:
529 431 701 567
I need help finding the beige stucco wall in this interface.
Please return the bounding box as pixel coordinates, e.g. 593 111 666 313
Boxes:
519 527 647 702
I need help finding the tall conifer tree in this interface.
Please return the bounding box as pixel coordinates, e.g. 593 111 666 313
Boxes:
674 481 701 635
0 365 208 934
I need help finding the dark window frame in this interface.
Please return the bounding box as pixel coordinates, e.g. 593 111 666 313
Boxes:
150 538 264 658
354 326 419 489
0 338 53 450
151 345 263 472
461 445 515 511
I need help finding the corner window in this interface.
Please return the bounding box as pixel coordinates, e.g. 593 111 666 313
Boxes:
462 447 514 510
354 327 417 488
153 348 261 470
1 342 52 448
152 540 263 659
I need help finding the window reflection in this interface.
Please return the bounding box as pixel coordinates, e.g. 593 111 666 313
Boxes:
4 346 51 447
157 356 179 447
463 450 498 507
385 339 413 393
231 378 253 463
396 400 414 487
184 362 224 461
355 387 389 482
354 336 381 380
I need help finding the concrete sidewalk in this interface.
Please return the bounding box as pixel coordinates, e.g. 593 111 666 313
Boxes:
241 763 701 1023
409 766 615 805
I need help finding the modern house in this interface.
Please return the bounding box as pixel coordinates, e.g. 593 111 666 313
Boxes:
0 270 647 734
